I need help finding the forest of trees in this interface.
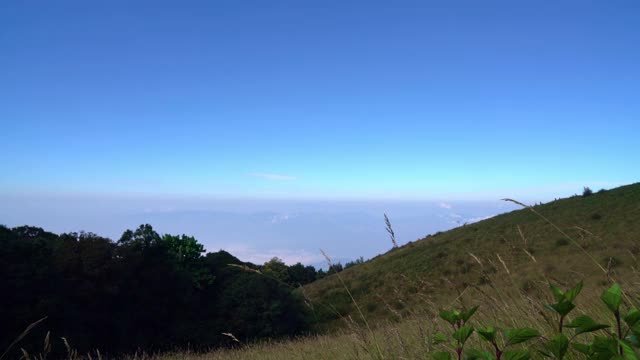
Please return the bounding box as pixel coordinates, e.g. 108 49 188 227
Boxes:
0 224 337 357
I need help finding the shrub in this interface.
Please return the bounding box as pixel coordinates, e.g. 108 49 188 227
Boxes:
555 238 570 247
345 256 365 269
591 213 602 220
583 186 594 197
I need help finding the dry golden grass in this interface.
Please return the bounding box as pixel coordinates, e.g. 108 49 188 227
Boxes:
145 244 640 360
303 184 640 330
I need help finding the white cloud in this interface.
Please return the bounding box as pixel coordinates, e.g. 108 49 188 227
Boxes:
221 244 324 265
440 211 495 225
248 172 297 181
270 213 298 224
439 202 453 209
466 215 495 223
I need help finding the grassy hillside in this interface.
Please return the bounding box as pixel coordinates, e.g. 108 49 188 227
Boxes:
142 183 640 359
302 183 640 330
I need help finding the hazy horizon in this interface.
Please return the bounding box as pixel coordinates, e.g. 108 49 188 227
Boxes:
0 184 623 266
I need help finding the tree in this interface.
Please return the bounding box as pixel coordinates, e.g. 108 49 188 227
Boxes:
0 224 311 356
118 224 161 248
162 234 214 288
263 257 290 284
345 256 364 269
216 270 308 340
303 265 318 284
316 268 327 280
287 262 317 286
288 262 306 286
328 261 344 274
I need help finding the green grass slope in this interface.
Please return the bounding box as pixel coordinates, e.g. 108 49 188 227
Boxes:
302 183 640 330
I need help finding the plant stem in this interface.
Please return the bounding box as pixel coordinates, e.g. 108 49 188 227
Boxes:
493 343 502 360
615 310 623 356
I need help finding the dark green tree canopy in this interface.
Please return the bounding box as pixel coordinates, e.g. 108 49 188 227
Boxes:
0 223 316 357
118 223 162 248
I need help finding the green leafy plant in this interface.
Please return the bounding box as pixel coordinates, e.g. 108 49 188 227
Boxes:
539 281 610 359
544 281 583 333
570 283 640 360
433 307 478 360
540 282 640 360
473 327 540 360
540 334 570 359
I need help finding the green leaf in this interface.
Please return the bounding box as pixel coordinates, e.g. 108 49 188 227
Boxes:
440 309 460 325
592 336 619 359
504 350 530 360
602 283 623 313
625 309 640 328
477 327 497 343
619 340 638 360
433 333 448 344
572 343 592 355
465 349 495 360
549 283 565 302
626 333 640 348
543 334 569 359
505 328 540 346
453 325 475 345
545 300 576 317
565 281 584 302
566 315 610 335
433 351 453 360
461 306 479 323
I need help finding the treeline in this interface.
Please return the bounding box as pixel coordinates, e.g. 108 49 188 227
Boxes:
0 224 317 357
260 255 363 285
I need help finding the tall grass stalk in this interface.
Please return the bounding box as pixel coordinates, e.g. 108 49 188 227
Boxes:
0 316 47 360
502 197 637 307
320 249 384 359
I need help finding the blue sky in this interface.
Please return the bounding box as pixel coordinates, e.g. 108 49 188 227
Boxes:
1 1 639 264
2 0 639 199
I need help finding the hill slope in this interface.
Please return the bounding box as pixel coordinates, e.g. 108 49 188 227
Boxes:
302 183 640 329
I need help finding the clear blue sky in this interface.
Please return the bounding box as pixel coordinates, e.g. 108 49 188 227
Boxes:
2 0 639 200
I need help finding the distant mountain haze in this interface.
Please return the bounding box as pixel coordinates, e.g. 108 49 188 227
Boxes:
2 193 531 267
